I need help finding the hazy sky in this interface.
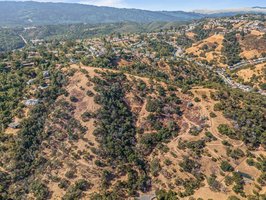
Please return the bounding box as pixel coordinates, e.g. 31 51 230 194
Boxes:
1 0 266 11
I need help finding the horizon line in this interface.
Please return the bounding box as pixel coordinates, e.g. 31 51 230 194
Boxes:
0 0 264 12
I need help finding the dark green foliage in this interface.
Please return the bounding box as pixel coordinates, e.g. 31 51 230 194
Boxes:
0 28 24 52
179 157 202 179
146 98 161 112
0 62 32 128
214 89 266 148
207 174 221 192
222 31 242 65
123 62 169 82
194 97 201 102
150 159 161 177
189 126 202 136
226 148 245 160
91 72 157 195
81 112 91 122
246 158 255 166
210 112 217 118
70 96 79 102
0 15 265 199
205 131 217 141
148 40 175 57
255 155 266 172
257 172 266 186
259 83 266 90
222 140 232 146
227 196 240 200
220 161 234 172
13 104 49 180
62 179 90 200
232 172 245 196
58 179 70 189
101 170 113 189
138 92 181 154
178 178 202 197
92 72 137 163
90 191 124 200
127 169 151 194
178 139 206 156
225 175 234 186
218 124 236 139
65 170 77 179
193 24 211 41
0 1 204 27
94 160 105 167
213 102 223 111
176 34 193 47
0 64 67 197
86 90 94 97
156 189 178 200
0 171 11 198
140 127 178 154
30 180 50 200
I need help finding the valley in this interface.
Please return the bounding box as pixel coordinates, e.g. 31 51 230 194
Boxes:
0 13 265 200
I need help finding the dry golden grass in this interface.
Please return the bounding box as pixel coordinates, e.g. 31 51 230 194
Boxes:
117 58 132 67
186 34 225 65
186 32 196 39
250 30 265 37
240 49 261 60
237 62 266 83
233 21 247 29
240 33 266 59
41 66 106 198
25 65 265 199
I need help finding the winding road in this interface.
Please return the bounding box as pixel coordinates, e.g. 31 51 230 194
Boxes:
19 35 28 45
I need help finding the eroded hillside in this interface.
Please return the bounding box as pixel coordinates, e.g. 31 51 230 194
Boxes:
2 63 264 199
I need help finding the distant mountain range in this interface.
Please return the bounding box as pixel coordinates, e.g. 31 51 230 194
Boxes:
0 1 265 27
194 7 266 14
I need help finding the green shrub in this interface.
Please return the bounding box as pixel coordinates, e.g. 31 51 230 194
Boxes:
194 97 201 102
210 112 217 118
220 161 234 172
30 181 50 200
86 90 94 97
70 96 79 102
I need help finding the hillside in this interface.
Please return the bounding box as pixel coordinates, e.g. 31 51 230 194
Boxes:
185 16 266 66
0 21 187 52
0 21 265 199
182 15 266 92
1 2 266 27
0 1 204 27
194 7 266 15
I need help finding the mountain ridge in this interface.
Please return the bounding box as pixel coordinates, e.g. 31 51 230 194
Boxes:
1 1 265 27
194 7 266 14
0 1 204 27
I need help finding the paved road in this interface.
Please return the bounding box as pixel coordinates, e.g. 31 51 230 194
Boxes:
181 56 266 96
229 57 266 71
19 35 28 45
163 40 266 96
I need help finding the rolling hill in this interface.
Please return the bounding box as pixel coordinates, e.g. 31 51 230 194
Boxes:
0 1 204 27
1 1 266 27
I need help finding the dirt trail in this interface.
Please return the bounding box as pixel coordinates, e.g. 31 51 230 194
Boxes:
191 88 243 147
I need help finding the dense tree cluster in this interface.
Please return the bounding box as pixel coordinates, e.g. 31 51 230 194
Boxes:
193 24 211 41
0 52 68 197
0 28 24 52
212 89 266 149
91 72 151 195
222 31 242 65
